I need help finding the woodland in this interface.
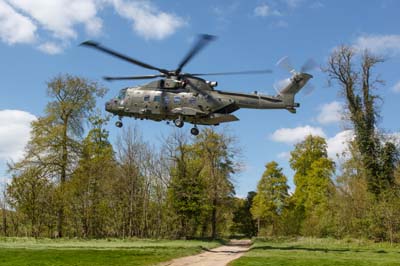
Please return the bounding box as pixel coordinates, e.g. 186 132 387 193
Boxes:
1 46 399 243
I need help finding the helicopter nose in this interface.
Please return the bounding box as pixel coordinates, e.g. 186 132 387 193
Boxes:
105 100 114 112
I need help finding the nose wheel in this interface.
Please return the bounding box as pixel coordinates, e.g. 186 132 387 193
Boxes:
115 121 123 128
174 118 184 128
190 127 199 136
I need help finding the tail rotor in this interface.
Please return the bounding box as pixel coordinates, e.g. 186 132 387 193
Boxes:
276 56 318 96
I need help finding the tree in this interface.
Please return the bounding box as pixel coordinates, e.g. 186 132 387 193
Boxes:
289 135 335 235
231 192 257 237
112 126 166 238
1 186 8 236
7 167 55 237
325 46 397 195
332 141 371 238
10 75 106 237
66 115 116 237
251 162 289 236
195 128 236 239
167 132 206 238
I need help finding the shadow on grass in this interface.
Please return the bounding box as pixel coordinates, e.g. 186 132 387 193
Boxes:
250 245 352 253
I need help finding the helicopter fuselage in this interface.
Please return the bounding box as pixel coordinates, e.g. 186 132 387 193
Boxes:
105 75 310 126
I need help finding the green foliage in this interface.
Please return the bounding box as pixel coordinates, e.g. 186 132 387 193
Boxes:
231 192 257 237
289 135 335 235
167 129 237 239
251 162 289 236
325 46 398 196
65 115 116 238
4 66 400 243
8 74 107 238
168 136 207 238
6 168 55 237
195 128 236 238
367 189 400 243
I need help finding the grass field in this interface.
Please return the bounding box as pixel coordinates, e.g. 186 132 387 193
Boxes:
230 237 400 266
0 237 221 266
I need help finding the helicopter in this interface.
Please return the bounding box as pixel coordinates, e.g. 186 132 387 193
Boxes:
81 34 313 136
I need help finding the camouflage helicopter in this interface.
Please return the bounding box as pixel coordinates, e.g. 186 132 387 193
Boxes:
81 35 313 136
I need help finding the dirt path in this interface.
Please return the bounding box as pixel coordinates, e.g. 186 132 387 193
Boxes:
160 240 251 266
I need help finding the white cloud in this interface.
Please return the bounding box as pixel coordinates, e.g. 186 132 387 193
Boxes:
353 34 400 55
277 151 290 159
0 0 37 44
111 0 185 40
1 0 185 53
282 0 303 9
326 130 354 160
274 130 354 162
316 101 342 125
38 41 63 54
270 125 326 144
7 0 102 40
254 4 281 17
392 81 400 93
0 110 36 162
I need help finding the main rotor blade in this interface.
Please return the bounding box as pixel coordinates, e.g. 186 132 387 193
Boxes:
301 58 319 73
80 41 169 75
277 56 295 73
184 78 211 97
175 34 216 74
302 83 316 96
189 69 273 77
103 74 166 81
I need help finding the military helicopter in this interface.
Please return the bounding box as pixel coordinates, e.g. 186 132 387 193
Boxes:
81 34 313 136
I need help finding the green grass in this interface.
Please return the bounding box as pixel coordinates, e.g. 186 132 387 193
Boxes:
0 238 221 266
230 237 400 266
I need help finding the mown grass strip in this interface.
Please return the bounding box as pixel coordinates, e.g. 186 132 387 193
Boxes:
0 238 221 266
230 238 400 266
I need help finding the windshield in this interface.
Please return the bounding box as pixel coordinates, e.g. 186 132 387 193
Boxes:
117 88 127 100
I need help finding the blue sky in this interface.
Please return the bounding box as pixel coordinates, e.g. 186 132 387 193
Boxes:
1 0 400 196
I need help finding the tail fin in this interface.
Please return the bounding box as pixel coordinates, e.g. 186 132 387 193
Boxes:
279 73 313 113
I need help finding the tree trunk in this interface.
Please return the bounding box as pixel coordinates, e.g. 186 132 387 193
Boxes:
211 198 217 239
1 204 6 236
57 120 68 238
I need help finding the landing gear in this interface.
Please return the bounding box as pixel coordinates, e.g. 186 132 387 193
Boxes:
115 121 123 128
190 127 199 136
174 117 184 128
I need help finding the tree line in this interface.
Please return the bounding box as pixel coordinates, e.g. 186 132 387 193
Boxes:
0 46 399 242
0 74 238 239
248 46 400 243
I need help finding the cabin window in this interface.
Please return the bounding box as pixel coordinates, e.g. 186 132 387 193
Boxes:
174 96 181 104
189 97 196 104
144 95 150 101
154 95 161 102
164 96 170 104
118 89 127 100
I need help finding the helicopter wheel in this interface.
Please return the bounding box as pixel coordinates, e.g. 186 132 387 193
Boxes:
190 127 199 136
174 118 184 128
115 121 123 128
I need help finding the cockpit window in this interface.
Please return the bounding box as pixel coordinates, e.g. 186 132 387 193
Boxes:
174 96 181 104
118 89 127 100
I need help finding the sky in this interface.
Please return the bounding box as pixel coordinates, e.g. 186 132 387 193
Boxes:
1 0 400 197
